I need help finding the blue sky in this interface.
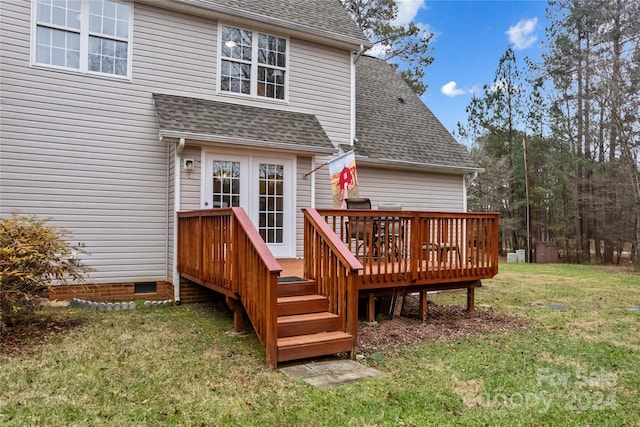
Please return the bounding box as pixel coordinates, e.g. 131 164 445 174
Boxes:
390 0 550 134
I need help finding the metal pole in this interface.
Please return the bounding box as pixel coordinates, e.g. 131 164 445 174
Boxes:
523 134 531 262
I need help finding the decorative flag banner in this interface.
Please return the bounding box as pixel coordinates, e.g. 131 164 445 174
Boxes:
328 150 359 208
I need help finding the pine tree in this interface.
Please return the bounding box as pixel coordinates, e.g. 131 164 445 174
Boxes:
340 0 434 95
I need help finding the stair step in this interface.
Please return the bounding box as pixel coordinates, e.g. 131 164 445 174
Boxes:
277 312 341 337
277 280 317 298
277 331 353 362
277 294 328 316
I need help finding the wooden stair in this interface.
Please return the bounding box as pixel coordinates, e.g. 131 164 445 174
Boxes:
276 279 354 363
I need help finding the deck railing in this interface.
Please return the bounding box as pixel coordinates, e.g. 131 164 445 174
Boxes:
302 209 364 349
177 208 281 367
318 209 499 289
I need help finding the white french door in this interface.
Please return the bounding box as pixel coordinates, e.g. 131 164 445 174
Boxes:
203 152 295 258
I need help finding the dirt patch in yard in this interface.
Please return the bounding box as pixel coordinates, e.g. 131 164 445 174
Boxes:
0 313 86 358
357 295 528 353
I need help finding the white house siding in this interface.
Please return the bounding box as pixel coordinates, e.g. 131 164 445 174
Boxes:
313 162 465 212
179 146 203 210
288 41 352 147
295 156 312 255
0 1 354 284
0 3 214 283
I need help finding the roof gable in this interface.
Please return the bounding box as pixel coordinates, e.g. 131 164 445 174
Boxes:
355 55 479 173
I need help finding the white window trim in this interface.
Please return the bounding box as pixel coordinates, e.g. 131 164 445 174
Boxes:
30 0 134 80
216 23 289 103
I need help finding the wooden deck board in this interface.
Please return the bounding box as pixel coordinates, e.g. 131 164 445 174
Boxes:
277 258 304 278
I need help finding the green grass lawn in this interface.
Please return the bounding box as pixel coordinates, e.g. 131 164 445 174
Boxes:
1 263 639 426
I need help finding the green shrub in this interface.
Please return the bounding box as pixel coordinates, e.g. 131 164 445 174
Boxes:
0 213 92 331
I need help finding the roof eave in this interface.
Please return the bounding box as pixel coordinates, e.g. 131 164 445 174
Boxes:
160 130 336 155
355 156 484 175
143 0 372 51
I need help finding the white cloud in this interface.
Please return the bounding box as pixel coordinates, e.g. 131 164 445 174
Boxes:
506 17 538 50
366 43 392 59
416 22 437 40
490 79 508 93
490 79 518 94
441 81 468 97
368 0 434 59
392 0 427 26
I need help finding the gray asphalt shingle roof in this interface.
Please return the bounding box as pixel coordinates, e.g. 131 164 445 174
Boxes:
184 0 370 47
153 93 334 152
355 55 479 172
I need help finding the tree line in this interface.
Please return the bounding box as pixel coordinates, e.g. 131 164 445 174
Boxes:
458 0 640 266
340 1 639 266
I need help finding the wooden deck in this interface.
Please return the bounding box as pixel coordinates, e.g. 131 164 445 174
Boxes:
178 208 499 368
316 208 499 290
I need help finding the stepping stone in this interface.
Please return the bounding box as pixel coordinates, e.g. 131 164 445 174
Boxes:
280 359 384 388
545 303 567 310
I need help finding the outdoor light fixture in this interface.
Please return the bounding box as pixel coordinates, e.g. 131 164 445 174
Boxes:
183 158 194 172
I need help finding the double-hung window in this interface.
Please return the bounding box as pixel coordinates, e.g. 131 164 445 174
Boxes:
33 0 132 78
219 25 287 100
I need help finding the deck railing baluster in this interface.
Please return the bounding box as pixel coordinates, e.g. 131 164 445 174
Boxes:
318 209 499 289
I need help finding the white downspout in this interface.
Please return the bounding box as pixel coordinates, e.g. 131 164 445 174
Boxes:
173 137 185 304
310 156 316 208
350 45 363 146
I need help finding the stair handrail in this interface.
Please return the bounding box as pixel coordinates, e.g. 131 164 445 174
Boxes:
230 207 281 368
302 208 363 356
302 208 363 273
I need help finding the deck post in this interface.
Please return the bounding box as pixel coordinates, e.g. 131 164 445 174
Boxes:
367 293 375 322
348 275 359 360
226 296 244 332
419 290 428 322
466 285 475 313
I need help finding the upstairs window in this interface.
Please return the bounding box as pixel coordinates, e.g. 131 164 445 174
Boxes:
34 0 132 78
219 25 287 100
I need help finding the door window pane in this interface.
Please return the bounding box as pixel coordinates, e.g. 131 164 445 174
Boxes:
212 160 240 208
258 163 284 244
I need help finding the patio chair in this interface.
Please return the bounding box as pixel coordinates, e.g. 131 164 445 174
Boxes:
345 198 374 257
346 197 372 210
377 203 404 260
